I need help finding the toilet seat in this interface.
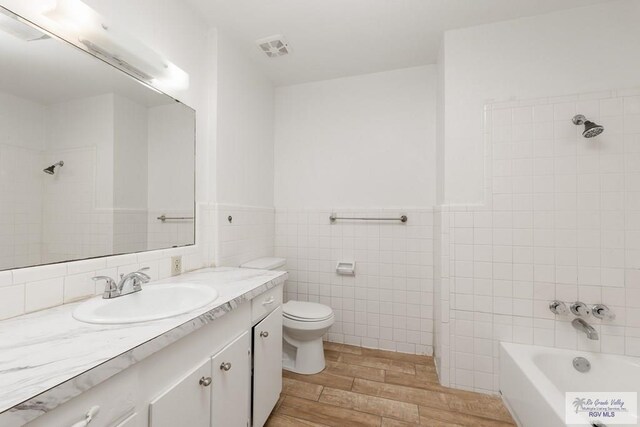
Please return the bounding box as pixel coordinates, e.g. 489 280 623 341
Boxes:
283 314 335 331
283 312 334 322
283 301 333 322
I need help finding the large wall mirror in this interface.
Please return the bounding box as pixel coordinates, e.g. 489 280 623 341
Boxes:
0 7 195 271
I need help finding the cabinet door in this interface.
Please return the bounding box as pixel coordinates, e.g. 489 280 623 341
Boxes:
211 331 251 427
252 306 283 427
149 359 211 427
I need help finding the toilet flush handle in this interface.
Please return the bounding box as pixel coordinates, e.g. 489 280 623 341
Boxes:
260 331 269 338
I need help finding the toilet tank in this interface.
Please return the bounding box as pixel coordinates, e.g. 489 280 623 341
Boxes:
239 257 286 271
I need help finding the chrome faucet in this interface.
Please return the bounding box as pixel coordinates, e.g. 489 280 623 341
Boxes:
572 318 599 340
93 267 151 299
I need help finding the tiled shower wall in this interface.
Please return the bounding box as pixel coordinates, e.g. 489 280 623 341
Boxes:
437 88 640 393
275 208 434 355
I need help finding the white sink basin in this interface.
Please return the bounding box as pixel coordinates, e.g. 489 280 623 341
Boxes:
73 283 219 324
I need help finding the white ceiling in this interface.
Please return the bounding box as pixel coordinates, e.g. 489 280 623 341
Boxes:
185 0 614 86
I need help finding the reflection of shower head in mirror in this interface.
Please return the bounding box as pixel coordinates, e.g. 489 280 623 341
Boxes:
43 161 64 175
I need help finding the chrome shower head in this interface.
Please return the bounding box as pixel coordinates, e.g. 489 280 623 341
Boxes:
572 115 604 138
43 161 64 175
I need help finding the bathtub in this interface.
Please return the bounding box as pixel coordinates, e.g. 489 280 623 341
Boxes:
500 343 640 427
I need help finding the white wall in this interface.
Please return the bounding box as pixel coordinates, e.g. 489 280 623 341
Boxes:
113 94 149 254
442 0 640 203
114 94 148 210
146 103 196 251
147 103 195 212
215 32 275 208
274 65 437 209
272 65 437 354
210 32 277 267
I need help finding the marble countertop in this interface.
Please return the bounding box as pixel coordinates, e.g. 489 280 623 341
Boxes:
0 267 287 426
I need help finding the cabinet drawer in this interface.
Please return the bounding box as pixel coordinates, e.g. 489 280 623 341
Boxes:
251 285 282 323
25 370 136 427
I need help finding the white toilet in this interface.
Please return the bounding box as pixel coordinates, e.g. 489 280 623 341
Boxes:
240 257 335 375
281 300 334 374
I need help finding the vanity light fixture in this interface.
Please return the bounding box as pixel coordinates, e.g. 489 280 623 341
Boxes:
0 8 49 41
44 0 189 91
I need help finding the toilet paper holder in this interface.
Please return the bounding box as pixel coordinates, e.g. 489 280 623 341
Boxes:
336 261 356 275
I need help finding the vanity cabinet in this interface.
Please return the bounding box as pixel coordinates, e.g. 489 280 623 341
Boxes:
252 306 283 427
149 331 252 427
21 284 283 427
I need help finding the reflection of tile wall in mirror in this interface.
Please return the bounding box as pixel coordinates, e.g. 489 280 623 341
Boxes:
0 6 196 271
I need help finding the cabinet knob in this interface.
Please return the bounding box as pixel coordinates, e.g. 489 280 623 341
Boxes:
260 331 269 338
220 362 232 371
199 376 212 387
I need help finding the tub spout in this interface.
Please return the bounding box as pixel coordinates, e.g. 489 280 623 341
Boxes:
572 318 599 340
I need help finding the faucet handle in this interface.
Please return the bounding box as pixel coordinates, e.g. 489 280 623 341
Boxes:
592 304 615 321
93 276 118 299
570 301 591 317
549 300 568 315
137 267 151 280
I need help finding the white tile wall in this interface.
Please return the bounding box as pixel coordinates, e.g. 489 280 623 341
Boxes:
0 144 44 270
0 203 214 321
114 209 148 254
214 204 275 267
275 208 434 355
436 87 640 394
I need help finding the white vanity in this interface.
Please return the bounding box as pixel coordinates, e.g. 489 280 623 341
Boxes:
0 268 286 427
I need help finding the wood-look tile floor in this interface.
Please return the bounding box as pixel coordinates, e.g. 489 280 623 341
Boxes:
266 343 516 427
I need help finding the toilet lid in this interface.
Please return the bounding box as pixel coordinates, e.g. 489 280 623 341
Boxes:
283 301 333 321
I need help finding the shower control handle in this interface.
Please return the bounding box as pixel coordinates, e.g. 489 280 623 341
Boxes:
549 300 568 315
592 304 615 321
570 301 591 317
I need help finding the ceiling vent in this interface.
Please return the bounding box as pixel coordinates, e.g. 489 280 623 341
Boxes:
255 35 290 58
